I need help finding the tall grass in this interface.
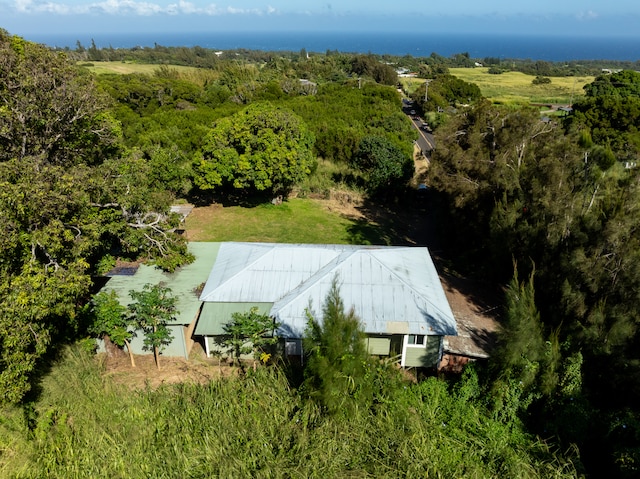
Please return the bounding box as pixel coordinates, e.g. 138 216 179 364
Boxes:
0 346 578 478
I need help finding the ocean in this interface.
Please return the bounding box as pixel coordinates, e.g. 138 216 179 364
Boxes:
26 31 640 62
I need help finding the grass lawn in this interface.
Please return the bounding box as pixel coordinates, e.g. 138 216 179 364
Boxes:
185 198 390 245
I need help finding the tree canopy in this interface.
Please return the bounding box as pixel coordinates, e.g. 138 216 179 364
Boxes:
350 135 414 196
566 70 640 164
430 92 640 476
193 103 315 195
0 30 191 403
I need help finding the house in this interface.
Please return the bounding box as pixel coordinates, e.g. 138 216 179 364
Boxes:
97 242 457 369
194 242 457 368
96 242 221 359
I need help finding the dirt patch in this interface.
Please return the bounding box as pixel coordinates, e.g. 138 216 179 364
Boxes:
315 189 366 221
439 271 500 359
101 346 237 391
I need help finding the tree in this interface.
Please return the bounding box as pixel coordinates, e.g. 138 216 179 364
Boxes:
0 31 119 167
430 98 640 476
0 31 196 403
89 291 136 367
220 307 279 367
489 268 546 423
303 279 373 414
128 284 175 369
193 103 315 196
349 54 398 85
412 74 482 111
566 70 640 163
350 135 414 196
0 30 119 403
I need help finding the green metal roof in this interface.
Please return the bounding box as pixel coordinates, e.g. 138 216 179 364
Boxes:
100 242 220 325
194 302 273 335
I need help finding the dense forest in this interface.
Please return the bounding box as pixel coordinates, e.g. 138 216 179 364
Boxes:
1 27 640 477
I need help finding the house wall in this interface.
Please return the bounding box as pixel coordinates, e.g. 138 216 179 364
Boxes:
274 336 391 358
183 309 201 357
365 336 391 356
200 333 443 369
402 335 442 368
96 325 188 358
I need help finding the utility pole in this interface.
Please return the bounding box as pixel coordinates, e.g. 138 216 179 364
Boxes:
424 79 432 103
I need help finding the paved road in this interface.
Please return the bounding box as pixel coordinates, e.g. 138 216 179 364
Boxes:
402 101 436 155
411 118 436 155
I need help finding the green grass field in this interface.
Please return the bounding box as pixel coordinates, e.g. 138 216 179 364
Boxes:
185 198 394 246
0 345 576 478
78 61 202 76
403 68 595 107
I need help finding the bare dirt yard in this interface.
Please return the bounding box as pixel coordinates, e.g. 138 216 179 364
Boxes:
101 344 238 390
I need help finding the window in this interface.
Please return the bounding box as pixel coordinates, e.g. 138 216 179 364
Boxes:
406 334 426 346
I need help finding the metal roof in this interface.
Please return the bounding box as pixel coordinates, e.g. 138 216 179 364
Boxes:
199 242 457 338
100 242 220 325
195 302 273 336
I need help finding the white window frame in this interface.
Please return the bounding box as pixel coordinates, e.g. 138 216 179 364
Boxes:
401 334 427 367
406 334 426 346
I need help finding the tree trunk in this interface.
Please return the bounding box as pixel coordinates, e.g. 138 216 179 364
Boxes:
123 338 136 368
103 335 126 359
153 324 160 369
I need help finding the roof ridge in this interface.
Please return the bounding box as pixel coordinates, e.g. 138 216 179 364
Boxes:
271 248 358 316
367 248 456 324
199 242 273 301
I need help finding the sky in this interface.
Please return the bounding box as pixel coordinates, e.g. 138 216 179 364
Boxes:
2 0 639 39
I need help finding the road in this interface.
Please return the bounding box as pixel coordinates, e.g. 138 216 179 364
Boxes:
401 99 436 155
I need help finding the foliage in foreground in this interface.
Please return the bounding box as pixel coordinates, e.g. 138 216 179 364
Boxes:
0 346 577 478
303 279 376 414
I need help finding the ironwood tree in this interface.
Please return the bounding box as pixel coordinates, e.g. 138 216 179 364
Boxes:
429 95 640 476
302 279 375 414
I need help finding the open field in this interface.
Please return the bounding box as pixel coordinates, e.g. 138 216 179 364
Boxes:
79 60 202 76
403 68 595 107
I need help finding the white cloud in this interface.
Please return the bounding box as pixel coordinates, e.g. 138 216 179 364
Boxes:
14 0 71 13
10 0 275 15
225 6 262 14
576 10 599 20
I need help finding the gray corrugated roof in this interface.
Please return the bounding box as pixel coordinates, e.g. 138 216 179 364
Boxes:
199 243 350 302
200 242 456 338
